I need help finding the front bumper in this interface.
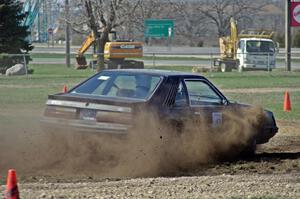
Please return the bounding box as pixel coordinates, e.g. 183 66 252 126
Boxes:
256 125 279 144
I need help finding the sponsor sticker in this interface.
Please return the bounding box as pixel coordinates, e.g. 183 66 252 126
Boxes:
212 112 222 128
98 76 110 80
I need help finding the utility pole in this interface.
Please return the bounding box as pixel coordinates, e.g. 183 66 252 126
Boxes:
285 0 291 71
65 0 71 67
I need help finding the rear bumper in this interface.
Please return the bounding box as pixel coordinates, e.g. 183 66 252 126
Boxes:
256 126 279 144
41 116 130 135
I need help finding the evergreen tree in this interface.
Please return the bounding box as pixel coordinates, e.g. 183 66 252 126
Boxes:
0 0 33 54
0 0 33 72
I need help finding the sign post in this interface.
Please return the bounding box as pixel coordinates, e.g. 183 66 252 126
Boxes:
47 28 53 35
48 28 54 47
286 0 291 71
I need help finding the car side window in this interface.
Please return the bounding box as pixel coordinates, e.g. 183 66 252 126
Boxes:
184 80 222 106
174 81 188 107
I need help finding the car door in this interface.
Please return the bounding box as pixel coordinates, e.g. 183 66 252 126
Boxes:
183 78 227 128
159 77 191 133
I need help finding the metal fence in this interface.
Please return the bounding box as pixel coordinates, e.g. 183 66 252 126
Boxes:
1 51 300 73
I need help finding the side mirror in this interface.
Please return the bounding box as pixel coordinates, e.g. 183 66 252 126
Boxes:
222 99 229 105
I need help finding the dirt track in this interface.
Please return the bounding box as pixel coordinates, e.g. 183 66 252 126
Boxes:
0 108 299 198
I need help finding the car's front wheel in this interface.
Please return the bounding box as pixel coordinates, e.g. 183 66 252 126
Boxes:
240 139 257 157
238 64 244 72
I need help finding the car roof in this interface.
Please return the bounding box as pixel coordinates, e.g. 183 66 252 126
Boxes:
103 69 205 78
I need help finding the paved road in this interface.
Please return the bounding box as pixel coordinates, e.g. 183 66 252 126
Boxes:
32 45 300 55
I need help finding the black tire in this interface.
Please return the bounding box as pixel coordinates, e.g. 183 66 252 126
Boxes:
221 63 232 72
240 140 256 157
266 68 272 72
238 64 244 72
106 60 119 69
122 60 144 69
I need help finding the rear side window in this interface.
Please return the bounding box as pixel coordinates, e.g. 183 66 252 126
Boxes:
71 72 161 100
184 80 222 105
174 81 188 107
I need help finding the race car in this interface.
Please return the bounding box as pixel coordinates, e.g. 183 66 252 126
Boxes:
42 69 278 155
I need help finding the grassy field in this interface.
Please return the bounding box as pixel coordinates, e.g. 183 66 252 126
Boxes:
0 64 299 120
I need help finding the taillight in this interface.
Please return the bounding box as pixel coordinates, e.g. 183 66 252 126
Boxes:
96 111 132 124
44 106 77 119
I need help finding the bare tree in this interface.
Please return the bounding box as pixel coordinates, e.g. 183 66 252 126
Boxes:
170 0 210 46
64 0 284 49
65 0 140 71
132 0 167 32
124 0 174 43
198 0 262 37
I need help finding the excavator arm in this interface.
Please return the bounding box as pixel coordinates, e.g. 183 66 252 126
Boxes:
77 32 96 56
76 32 96 69
219 17 238 60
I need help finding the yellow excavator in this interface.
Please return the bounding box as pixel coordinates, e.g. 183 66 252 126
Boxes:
76 31 144 69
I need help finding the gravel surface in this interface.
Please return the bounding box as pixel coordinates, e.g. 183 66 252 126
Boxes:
1 174 299 199
0 110 299 198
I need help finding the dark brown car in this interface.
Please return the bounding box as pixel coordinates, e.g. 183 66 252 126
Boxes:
42 69 278 154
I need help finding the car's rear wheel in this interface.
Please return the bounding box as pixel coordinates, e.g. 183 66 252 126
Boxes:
240 140 256 157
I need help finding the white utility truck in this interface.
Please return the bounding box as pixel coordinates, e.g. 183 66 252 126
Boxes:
214 18 278 72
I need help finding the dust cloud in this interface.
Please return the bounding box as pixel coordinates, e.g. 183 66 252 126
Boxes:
0 106 266 178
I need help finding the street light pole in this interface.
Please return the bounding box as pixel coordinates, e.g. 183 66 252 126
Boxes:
285 0 291 71
65 0 71 67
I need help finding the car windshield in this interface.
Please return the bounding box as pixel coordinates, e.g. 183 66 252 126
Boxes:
246 40 275 53
70 71 161 100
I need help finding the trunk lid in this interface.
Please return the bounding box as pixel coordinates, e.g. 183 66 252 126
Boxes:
43 93 144 134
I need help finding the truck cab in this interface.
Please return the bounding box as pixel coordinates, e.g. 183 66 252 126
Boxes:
236 38 277 72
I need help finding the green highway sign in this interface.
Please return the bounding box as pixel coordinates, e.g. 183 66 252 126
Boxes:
144 19 174 39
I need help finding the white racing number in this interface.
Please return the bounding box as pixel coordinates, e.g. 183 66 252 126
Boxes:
212 112 222 128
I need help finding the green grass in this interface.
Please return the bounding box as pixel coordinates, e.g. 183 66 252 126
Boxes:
0 64 94 108
0 64 94 85
225 91 300 121
0 64 300 120
150 66 300 89
148 65 195 72
205 71 300 89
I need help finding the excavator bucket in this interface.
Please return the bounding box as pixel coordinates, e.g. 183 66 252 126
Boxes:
75 55 89 70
